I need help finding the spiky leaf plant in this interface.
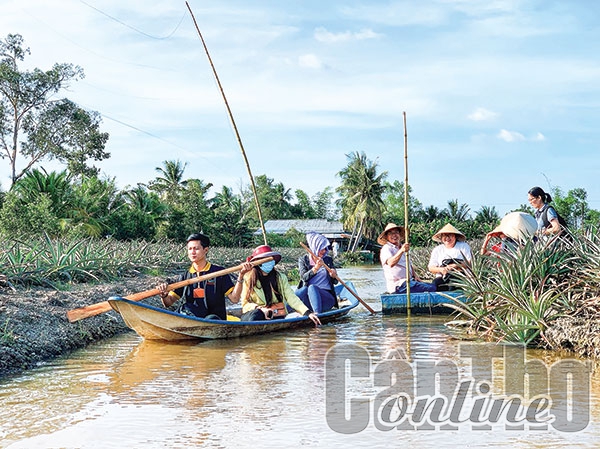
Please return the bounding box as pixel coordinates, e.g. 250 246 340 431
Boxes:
446 236 581 346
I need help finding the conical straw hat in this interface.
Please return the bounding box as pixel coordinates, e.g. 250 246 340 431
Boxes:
492 212 537 242
432 223 466 243
377 223 406 245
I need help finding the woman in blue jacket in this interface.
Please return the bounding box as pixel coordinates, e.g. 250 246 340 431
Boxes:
296 232 338 314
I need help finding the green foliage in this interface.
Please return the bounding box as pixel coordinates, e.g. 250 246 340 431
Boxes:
247 174 295 221
66 176 123 237
551 186 592 229
292 187 336 219
106 207 157 241
147 159 189 204
336 151 387 248
382 180 422 225
257 229 305 248
25 100 109 179
0 319 16 345
339 251 372 265
447 234 591 346
0 34 108 187
0 192 61 236
0 235 184 288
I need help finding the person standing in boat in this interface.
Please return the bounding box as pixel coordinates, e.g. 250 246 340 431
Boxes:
239 245 321 325
157 233 252 320
378 223 437 294
296 232 339 314
428 223 473 291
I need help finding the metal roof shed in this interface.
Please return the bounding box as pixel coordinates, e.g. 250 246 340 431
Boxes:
254 219 346 239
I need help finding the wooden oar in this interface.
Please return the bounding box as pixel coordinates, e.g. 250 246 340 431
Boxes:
66 257 273 323
300 242 375 314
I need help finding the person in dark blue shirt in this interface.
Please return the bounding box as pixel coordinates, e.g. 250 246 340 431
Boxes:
157 233 252 320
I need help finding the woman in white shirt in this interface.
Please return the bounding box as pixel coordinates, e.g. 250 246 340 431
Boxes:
428 223 473 291
378 223 437 294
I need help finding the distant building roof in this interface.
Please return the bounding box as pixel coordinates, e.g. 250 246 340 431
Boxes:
255 219 346 238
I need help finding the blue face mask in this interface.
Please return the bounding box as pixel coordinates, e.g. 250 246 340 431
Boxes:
260 260 276 274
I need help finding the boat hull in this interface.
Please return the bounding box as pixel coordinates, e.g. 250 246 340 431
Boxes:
380 291 466 315
108 283 360 341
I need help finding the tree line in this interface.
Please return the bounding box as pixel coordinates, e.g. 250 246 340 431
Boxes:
2 33 599 248
1 155 597 249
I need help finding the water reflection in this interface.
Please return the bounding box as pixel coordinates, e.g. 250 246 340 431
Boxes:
1 266 599 448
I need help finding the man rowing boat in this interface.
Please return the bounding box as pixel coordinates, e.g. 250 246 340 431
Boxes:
157 233 252 320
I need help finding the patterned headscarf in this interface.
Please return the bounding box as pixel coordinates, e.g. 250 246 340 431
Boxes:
306 232 330 264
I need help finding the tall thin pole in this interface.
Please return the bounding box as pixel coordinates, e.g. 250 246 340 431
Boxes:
403 112 411 314
186 2 268 245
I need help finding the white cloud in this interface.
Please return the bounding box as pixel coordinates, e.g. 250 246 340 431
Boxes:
355 28 380 40
496 130 546 143
497 129 525 142
298 54 322 69
468 107 498 121
314 27 380 43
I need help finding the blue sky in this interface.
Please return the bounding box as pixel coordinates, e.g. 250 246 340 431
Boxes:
1 0 599 217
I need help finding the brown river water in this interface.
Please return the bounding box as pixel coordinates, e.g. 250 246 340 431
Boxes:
1 267 599 448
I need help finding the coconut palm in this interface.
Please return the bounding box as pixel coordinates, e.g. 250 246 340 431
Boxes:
67 176 124 237
121 184 167 239
336 151 387 251
420 205 445 222
445 199 470 222
474 205 500 225
211 185 240 213
148 159 188 204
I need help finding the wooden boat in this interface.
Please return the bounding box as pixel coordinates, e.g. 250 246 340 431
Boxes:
380 290 467 315
108 283 360 341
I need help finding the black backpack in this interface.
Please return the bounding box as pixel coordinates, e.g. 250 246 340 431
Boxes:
541 206 572 240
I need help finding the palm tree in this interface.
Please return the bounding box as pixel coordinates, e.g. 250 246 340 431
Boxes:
474 205 500 225
148 159 188 204
252 175 294 221
123 184 167 223
336 151 387 251
420 205 445 222
445 199 471 222
211 185 237 210
12 168 74 217
67 176 124 237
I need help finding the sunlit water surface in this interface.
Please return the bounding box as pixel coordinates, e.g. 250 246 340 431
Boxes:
1 267 599 448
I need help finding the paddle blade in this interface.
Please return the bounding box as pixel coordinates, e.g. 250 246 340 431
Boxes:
66 301 112 323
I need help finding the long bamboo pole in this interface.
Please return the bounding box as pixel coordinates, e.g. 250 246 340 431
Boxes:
403 112 411 314
185 1 267 245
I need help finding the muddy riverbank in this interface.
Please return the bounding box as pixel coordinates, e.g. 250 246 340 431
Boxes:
0 275 165 379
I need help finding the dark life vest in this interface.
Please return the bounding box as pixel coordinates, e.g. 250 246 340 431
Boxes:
539 205 572 240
